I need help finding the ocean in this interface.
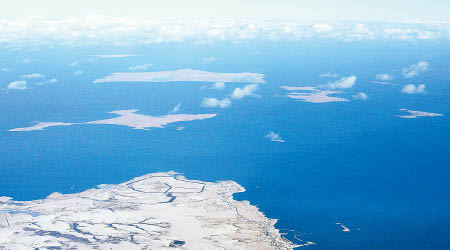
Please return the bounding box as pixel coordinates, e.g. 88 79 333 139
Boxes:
1 41 449 249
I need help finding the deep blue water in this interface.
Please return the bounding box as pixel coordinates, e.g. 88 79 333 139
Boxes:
1 41 449 249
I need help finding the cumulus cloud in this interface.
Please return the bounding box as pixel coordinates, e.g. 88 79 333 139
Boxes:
202 57 217 64
402 84 426 94
402 61 429 78
201 98 232 108
376 73 393 81
0 16 448 47
312 24 333 33
7 81 27 90
128 64 153 71
265 132 285 143
69 61 79 67
169 103 182 113
211 81 226 90
352 92 368 100
320 76 357 89
231 84 259 99
89 54 136 58
21 73 44 79
35 78 58 86
319 73 339 78
73 70 83 76
351 23 374 40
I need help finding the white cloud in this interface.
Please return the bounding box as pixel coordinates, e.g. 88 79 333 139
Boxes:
1 67 12 72
351 23 374 40
231 84 259 99
21 73 44 79
312 24 333 33
35 78 58 86
73 70 83 76
402 61 429 78
319 72 339 78
69 61 79 67
352 92 368 100
211 81 226 90
7 80 27 90
0 17 448 47
22 59 31 64
402 84 426 94
128 64 153 71
89 54 136 58
48 78 58 83
201 98 232 108
169 103 182 113
202 57 217 64
376 73 393 81
265 132 285 143
320 76 357 89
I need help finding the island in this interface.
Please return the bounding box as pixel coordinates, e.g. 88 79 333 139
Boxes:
0 172 297 249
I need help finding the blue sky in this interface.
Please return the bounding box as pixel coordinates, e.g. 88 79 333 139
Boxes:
3 0 450 22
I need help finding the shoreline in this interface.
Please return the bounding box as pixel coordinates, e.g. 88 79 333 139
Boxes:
0 171 298 249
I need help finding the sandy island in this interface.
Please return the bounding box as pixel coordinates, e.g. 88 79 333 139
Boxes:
0 172 297 249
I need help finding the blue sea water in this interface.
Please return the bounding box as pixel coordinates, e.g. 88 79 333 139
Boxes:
0 41 449 249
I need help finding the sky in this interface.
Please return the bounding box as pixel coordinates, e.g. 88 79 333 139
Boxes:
3 0 450 22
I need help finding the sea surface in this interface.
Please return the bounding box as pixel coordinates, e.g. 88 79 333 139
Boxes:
1 41 449 249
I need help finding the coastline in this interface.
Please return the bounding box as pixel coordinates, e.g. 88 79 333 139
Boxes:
0 171 297 249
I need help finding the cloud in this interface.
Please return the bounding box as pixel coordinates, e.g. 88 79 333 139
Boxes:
7 81 27 90
402 61 429 78
319 73 339 78
202 57 217 64
402 84 426 94
1 17 449 47
312 24 333 33
201 98 232 108
69 61 79 67
169 103 182 113
376 73 393 81
352 92 368 100
88 54 136 58
35 78 58 86
1 67 12 72
231 84 259 99
351 23 374 40
320 76 357 89
21 73 44 79
73 70 83 76
22 59 31 64
128 64 153 71
211 81 226 90
265 132 285 143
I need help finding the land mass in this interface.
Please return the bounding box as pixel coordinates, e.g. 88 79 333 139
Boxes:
8 110 216 132
94 69 265 84
0 172 297 249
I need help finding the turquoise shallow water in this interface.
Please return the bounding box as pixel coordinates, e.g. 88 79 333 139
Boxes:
0 42 449 249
